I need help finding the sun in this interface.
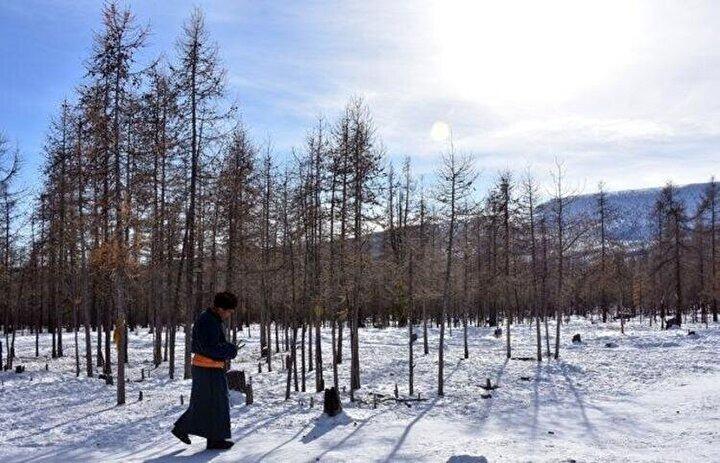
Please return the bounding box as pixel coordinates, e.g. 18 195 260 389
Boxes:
430 121 451 142
433 0 643 105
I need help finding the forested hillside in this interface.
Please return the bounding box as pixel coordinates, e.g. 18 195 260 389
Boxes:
558 182 708 243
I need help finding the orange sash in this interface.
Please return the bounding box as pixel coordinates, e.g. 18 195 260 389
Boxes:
191 353 225 369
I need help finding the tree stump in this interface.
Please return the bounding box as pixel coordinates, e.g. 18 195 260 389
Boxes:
572 333 582 344
15 365 25 374
226 370 247 392
245 378 254 405
480 378 499 390
323 387 342 417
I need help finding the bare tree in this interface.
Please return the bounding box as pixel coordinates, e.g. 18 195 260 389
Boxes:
346 98 382 400
549 159 585 359
436 139 476 396
174 7 227 379
520 172 542 361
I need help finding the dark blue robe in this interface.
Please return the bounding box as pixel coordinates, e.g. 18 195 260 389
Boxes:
174 309 238 440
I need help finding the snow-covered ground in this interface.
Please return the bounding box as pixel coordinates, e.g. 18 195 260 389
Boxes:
1 317 719 462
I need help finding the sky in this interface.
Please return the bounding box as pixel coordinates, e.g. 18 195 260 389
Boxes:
1 0 719 200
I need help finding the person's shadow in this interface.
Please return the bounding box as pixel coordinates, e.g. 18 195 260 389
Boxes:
142 447 225 462
143 411 355 462
447 456 488 463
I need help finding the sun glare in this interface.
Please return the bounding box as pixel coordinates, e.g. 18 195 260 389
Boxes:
433 0 643 105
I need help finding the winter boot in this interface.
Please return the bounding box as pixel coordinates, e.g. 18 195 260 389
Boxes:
206 439 234 450
171 427 191 445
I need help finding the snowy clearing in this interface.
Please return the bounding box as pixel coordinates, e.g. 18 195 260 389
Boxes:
1 318 719 462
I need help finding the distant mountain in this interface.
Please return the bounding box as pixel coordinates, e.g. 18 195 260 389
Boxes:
557 182 710 243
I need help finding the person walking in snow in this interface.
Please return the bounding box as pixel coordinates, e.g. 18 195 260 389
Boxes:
172 291 239 450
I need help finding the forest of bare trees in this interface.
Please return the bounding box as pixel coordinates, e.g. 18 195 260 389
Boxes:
1 3 718 406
